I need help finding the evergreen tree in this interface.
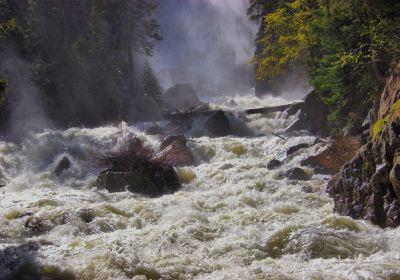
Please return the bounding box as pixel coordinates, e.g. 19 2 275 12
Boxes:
0 0 162 128
141 60 164 111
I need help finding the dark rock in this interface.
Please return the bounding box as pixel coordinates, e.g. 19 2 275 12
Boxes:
287 143 310 156
267 159 283 170
390 163 400 200
284 167 310 181
204 110 231 137
77 208 96 223
301 186 314 193
153 135 194 167
301 136 363 175
145 125 162 135
96 135 182 197
54 156 71 176
286 91 330 136
97 163 181 198
163 84 203 113
285 102 303 116
326 175 339 196
331 65 400 227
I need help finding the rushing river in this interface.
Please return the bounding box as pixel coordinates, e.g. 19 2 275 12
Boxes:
1 95 400 280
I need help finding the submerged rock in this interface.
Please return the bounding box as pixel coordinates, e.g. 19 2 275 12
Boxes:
54 156 71 176
24 217 51 236
267 159 283 170
284 167 310 181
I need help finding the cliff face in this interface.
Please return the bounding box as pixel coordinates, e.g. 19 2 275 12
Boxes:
331 65 400 227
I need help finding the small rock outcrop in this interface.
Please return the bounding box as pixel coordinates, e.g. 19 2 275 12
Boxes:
96 136 181 197
301 136 362 174
153 135 194 167
163 84 203 113
331 65 400 227
54 156 71 176
267 159 283 170
286 91 330 136
284 167 310 181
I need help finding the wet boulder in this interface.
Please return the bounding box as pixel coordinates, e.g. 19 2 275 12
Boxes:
301 136 362 175
331 65 400 228
287 143 310 156
267 159 283 170
204 110 232 137
284 167 310 181
97 163 181 198
163 84 203 113
153 135 194 167
96 135 182 197
286 91 330 136
54 156 71 176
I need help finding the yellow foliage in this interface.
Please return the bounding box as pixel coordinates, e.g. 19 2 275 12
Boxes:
253 0 316 81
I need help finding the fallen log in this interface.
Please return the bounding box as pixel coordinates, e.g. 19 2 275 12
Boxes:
244 102 303 115
163 101 304 121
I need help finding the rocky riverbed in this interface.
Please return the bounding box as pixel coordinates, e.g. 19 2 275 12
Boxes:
1 95 400 279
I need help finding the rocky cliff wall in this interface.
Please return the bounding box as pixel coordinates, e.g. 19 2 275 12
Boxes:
331 65 400 227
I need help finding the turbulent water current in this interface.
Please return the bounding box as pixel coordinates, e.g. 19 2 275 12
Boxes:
1 95 400 279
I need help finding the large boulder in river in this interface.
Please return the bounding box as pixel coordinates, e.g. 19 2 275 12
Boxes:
163 84 203 113
331 65 400 228
152 135 194 167
97 165 180 198
286 90 330 136
96 136 181 197
204 110 232 137
301 136 363 174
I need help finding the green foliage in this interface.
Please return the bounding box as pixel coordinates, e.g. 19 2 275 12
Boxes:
372 117 388 140
372 100 400 140
251 0 400 129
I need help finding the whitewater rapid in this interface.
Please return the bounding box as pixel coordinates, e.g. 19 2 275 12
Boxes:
1 95 400 279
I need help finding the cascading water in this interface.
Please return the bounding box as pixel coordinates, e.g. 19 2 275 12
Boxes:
1 95 400 280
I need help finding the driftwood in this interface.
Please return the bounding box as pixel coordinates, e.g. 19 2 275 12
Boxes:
164 101 303 121
244 102 303 115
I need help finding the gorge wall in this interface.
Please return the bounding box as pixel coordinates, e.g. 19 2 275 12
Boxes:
331 64 400 228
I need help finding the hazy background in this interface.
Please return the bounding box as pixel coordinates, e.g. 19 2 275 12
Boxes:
152 0 258 97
